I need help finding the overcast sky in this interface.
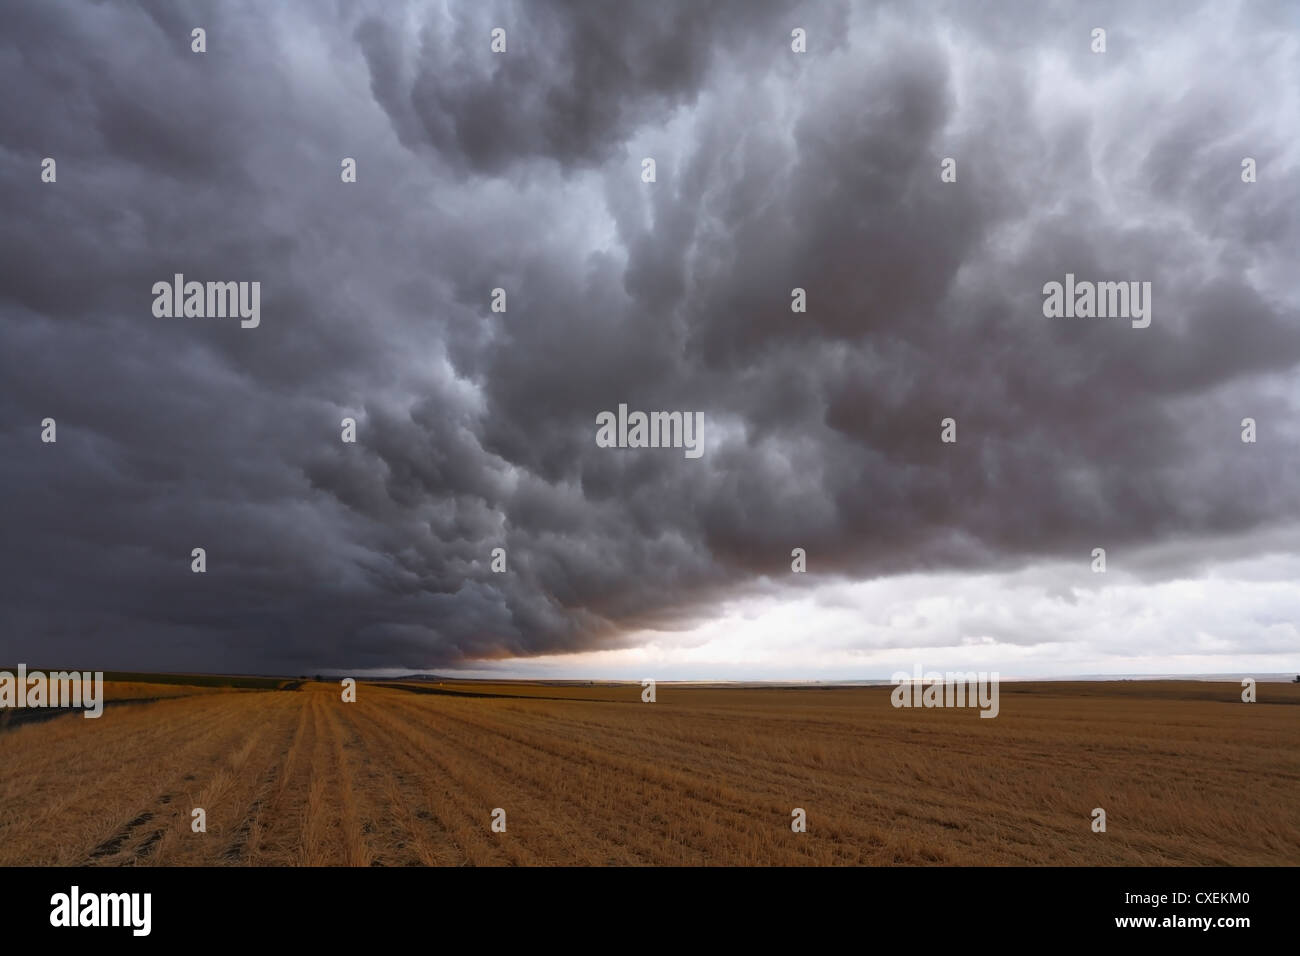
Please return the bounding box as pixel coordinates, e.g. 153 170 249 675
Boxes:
2 0 1298 678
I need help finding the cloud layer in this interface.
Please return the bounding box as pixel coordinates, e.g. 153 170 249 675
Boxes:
2 0 1297 673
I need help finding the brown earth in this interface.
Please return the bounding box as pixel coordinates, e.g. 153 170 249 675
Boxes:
0 679 1295 866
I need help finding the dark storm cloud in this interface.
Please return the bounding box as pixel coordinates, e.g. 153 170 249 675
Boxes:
1 0 1297 672
356 0 831 175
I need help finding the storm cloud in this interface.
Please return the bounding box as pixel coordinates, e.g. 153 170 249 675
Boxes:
1 0 1297 674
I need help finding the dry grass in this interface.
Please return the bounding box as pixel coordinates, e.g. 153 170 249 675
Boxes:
0 679 1295 866
100 681 245 702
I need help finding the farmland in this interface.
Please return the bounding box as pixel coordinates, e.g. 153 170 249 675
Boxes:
0 679 1296 866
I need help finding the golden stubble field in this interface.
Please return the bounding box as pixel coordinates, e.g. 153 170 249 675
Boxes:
0 678 1296 866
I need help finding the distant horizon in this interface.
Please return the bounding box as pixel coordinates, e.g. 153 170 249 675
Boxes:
320 671 1300 684
9 663 1295 684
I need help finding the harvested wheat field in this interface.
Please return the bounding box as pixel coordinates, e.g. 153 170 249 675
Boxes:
0 679 1296 866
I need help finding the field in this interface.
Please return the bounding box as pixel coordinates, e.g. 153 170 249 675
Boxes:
0 679 1296 866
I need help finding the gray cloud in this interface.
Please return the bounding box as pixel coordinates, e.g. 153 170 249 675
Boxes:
1 0 1297 673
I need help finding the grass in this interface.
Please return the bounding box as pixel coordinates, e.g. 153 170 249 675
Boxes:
0 679 1295 866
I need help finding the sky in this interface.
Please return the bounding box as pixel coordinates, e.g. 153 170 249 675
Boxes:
2 0 1298 679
